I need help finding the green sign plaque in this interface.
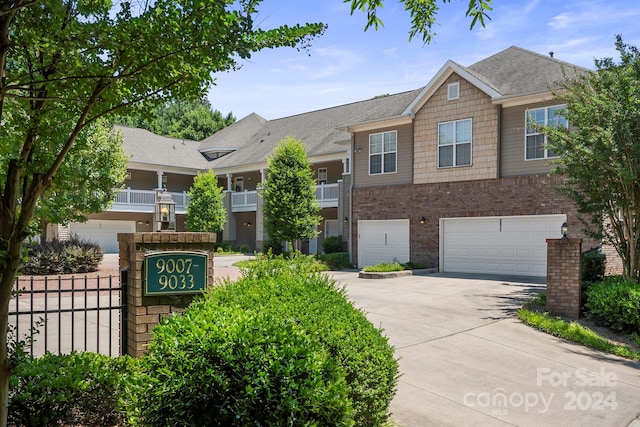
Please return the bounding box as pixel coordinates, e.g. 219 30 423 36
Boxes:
144 251 208 296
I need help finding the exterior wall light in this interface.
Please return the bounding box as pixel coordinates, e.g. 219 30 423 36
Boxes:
561 221 568 239
155 189 176 232
420 216 426 224
344 217 348 223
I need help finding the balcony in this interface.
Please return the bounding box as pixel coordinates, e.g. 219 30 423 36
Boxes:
231 190 258 212
112 188 189 213
316 183 339 208
229 183 339 212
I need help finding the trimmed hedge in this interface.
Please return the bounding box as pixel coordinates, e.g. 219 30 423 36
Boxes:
585 276 640 334
322 235 344 254
9 352 134 427
319 252 353 270
21 236 103 275
135 256 397 427
582 250 606 283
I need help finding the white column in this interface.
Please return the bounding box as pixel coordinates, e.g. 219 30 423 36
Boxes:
226 173 233 192
156 171 164 190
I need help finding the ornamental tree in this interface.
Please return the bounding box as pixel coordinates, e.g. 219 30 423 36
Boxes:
185 170 226 233
262 137 322 252
0 0 324 422
543 36 640 279
34 120 128 235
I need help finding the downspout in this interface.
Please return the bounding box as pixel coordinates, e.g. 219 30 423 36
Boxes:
348 135 354 264
496 104 502 179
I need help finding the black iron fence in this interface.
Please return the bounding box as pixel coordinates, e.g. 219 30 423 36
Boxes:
9 275 127 357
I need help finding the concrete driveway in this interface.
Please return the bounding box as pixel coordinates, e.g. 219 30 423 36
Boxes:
330 271 640 427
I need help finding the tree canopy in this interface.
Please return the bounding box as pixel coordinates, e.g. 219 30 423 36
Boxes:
262 137 322 251
115 99 236 141
348 0 492 43
543 36 640 279
185 170 226 233
0 0 324 422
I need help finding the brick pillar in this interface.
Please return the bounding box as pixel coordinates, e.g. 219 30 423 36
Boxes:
118 232 216 357
546 238 582 319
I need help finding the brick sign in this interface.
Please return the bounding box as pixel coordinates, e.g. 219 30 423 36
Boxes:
144 251 208 296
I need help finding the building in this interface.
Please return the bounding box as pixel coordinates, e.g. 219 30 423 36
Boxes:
70 46 602 278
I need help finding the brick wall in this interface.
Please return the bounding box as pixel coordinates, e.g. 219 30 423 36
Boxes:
351 174 598 267
546 238 582 319
118 232 216 357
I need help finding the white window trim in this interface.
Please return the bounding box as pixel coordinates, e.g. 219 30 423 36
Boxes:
447 82 460 101
317 167 327 184
524 105 566 161
437 118 473 169
368 130 398 175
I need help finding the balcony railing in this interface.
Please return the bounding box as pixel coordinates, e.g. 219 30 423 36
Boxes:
229 183 339 212
316 183 339 208
231 190 258 212
112 188 189 212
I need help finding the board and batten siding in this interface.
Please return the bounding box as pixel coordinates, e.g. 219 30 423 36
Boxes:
352 123 413 188
500 100 563 177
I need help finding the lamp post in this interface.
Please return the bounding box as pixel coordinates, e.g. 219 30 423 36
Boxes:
155 189 176 231
561 221 568 239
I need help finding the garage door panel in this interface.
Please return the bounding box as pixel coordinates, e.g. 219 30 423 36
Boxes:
69 220 135 253
441 215 565 277
358 219 410 268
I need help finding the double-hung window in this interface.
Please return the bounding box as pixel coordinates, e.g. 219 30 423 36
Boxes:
438 118 472 168
369 131 397 174
525 105 567 160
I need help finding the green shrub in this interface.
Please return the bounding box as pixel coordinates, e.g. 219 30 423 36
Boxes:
585 277 640 334
582 250 606 283
319 252 353 270
9 352 135 427
322 235 344 254
262 239 285 256
236 244 250 253
213 241 232 252
136 256 397 427
21 235 103 275
363 262 404 273
403 261 428 270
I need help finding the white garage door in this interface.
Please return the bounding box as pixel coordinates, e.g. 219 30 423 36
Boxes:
69 220 135 253
357 219 410 268
440 215 566 277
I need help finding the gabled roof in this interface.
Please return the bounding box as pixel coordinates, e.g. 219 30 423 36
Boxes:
198 112 266 152
117 126 209 171
205 88 422 170
404 46 590 115
467 46 590 98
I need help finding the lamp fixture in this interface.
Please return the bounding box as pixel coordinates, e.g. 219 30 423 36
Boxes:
420 216 426 224
344 217 348 223
155 189 176 232
561 221 568 239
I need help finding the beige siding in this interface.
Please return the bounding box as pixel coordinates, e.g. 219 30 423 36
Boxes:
353 123 413 188
414 74 498 184
501 100 562 177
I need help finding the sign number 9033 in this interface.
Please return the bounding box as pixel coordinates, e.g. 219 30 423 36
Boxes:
145 252 207 295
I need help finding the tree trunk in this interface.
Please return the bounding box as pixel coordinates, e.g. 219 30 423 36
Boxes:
0 240 25 427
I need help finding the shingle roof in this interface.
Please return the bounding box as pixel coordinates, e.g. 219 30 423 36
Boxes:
198 113 266 151
205 88 423 170
117 126 209 170
466 46 590 97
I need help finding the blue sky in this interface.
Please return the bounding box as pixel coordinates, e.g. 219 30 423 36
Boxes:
207 0 640 120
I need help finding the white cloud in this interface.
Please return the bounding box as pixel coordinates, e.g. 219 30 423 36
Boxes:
524 0 542 14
